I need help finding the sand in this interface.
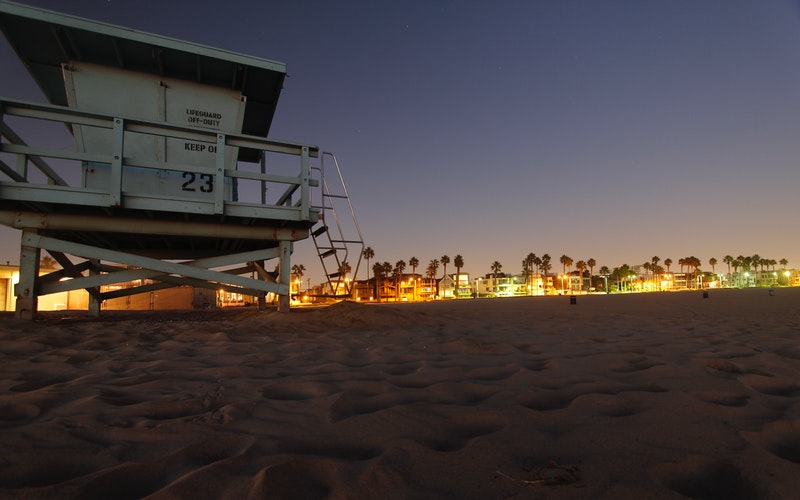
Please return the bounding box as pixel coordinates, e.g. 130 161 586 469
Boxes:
1 287 799 499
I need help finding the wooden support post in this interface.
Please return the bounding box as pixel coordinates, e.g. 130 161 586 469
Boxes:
277 240 291 313
15 229 40 320
88 258 101 317
256 259 267 310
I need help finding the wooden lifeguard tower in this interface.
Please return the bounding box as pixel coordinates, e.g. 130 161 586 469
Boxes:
0 1 363 318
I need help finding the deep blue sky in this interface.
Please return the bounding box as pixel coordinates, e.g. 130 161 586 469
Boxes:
2 0 799 284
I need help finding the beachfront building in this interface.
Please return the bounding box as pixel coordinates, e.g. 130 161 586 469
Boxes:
543 275 555 294
0 264 16 312
417 277 438 300
398 275 422 301
440 273 473 299
474 275 532 298
725 272 756 288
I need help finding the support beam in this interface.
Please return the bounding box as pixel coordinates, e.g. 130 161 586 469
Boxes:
23 233 287 294
0 210 308 242
278 240 291 313
47 251 101 301
17 233 291 316
38 248 282 295
88 258 100 316
15 229 39 319
256 259 267 310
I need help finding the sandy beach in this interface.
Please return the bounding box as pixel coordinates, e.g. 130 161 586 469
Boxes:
1 287 799 498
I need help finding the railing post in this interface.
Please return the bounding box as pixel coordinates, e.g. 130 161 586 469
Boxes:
260 151 267 205
15 151 28 181
110 117 124 206
300 146 310 220
215 133 225 214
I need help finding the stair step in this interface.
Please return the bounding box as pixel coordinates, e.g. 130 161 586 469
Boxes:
320 249 336 258
327 271 344 279
329 238 364 244
312 225 328 237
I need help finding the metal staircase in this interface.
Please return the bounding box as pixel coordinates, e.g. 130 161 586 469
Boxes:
311 152 364 298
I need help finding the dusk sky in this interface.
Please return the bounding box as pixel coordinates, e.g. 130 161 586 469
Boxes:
2 0 799 285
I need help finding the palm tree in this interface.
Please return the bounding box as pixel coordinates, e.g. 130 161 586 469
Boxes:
613 264 633 292
523 253 537 294
533 255 543 276
409 256 419 300
587 258 596 290
337 261 352 294
709 257 717 275
440 255 450 281
426 259 440 297
723 255 733 283
687 256 701 288
664 258 673 274
599 265 611 293
751 254 761 284
362 247 374 281
541 254 551 276
454 255 464 277
742 256 753 281
490 261 503 278
559 254 573 276
651 256 660 288
780 258 788 269
454 255 464 297
394 260 406 301
409 256 419 275
373 261 390 302
291 264 306 291
338 261 351 280
575 260 587 292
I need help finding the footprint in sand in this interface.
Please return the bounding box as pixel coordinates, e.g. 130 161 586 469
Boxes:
97 388 145 406
248 459 337 499
261 381 338 401
0 401 41 427
696 358 744 377
521 358 554 371
570 393 649 417
750 420 800 464
738 374 800 397
690 390 750 407
651 454 762 498
415 412 507 452
610 355 663 373
329 389 427 422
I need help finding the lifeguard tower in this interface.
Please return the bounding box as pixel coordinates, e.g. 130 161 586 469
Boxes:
0 1 363 318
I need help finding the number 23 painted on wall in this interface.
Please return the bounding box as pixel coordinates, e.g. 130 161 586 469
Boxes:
181 172 214 193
